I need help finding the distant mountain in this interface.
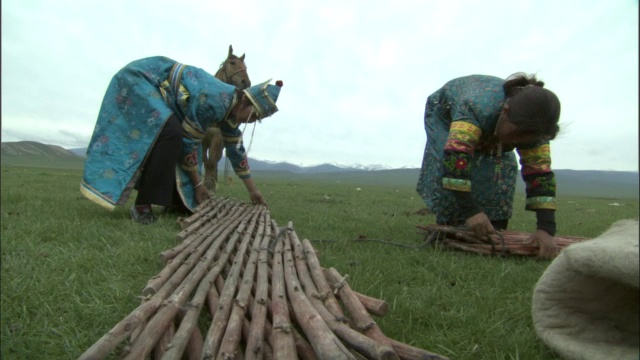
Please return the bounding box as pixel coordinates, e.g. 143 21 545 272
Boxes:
68 148 87 157
1 141 638 199
38 145 386 174
227 158 360 174
1 141 81 158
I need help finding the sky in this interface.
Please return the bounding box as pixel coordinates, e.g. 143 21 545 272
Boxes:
1 0 638 171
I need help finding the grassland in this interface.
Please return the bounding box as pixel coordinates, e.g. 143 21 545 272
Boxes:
1 161 638 359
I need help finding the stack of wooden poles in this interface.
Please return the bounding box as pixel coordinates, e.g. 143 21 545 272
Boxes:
79 197 448 360
417 224 590 256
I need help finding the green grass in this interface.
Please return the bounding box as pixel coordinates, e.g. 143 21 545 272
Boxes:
1 165 638 359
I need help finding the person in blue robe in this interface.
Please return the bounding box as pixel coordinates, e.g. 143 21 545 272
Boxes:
80 56 283 224
416 73 561 259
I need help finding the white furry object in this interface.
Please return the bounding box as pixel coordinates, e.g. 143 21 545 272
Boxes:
532 219 639 360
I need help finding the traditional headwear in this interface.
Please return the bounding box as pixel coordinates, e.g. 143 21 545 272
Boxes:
243 79 283 120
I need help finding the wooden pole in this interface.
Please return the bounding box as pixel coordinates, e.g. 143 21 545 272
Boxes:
159 217 251 360
217 210 268 359
201 208 263 359
144 206 241 296
323 268 395 349
283 231 355 360
299 238 346 321
245 211 273 360
354 292 389 318
387 338 450 360
78 211 245 360
270 228 299 360
175 198 233 241
123 209 260 360
80 198 450 360
167 200 240 260
289 228 398 360
178 197 220 228
153 322 175 359
149 202 248 296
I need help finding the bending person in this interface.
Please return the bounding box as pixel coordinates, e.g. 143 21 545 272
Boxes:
417 73 560 259
80 56 283 224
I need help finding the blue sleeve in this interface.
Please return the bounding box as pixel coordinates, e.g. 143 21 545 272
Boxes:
220 120 251 179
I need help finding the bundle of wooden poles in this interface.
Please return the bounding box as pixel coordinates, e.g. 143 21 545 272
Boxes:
79 197 448 360
417 224 590 256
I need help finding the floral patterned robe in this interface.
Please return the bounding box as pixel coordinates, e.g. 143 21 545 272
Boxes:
81 56 251 212
416 75 556 225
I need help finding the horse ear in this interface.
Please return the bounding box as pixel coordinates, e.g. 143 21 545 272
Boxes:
240 53 245 61
228 45 233 57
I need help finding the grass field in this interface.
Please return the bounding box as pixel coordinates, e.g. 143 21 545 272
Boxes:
1 162 638 359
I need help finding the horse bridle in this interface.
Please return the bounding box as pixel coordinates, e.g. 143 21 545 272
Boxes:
220 60 248 83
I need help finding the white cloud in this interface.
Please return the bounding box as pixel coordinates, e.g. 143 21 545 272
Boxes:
1 0 638 171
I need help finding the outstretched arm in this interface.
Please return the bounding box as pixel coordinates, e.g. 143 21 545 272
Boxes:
517 143 559 259
242 177 266 206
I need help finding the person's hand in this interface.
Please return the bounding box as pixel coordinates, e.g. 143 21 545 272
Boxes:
465 212 495 237
249 190 267 206
526 229 559 260
194 185 211 205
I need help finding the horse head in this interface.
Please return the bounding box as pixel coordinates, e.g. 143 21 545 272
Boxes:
216 44 251 89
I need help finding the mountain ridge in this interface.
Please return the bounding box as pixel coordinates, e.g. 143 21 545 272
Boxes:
3 141 82 159
2 141 638 199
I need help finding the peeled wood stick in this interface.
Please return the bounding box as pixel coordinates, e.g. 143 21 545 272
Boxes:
267 220 320 360
254 220 320 360
386 338 450 360
217 210 268 359
322 270 448 360
323 268 396 351
283 232 356 360
241 238 320 360
493 230 588 244
147 221 222 296
245 211 273 360
209 263 277 360
240 220 318 360
269 231 298 360
160 201 243 262
162 275 225 360
289 231 398 360
175 197 228 238
78 287 172 359
319 267 389 317
288 227 345 323
161 208 261 360
154 306 204 360
206 274 224 317
442 241 495 255
77 206 252 360
418 225 589 248
179 197 220 228
145 204 251 296
123 210 260 360
353 292 389 317
242 314 275 360
213 218 316 360
201 208 264 359
299 237 346 320
153 322 175 359
174 198 235 242
180 199 241 240
177 307 205 360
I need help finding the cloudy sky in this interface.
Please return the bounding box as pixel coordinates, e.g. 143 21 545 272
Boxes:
2 0 638 171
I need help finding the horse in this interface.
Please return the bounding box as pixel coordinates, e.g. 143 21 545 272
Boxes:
202 45 251 191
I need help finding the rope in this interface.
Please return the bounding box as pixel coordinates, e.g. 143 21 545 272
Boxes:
311 229 507 252
311 238 429 249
